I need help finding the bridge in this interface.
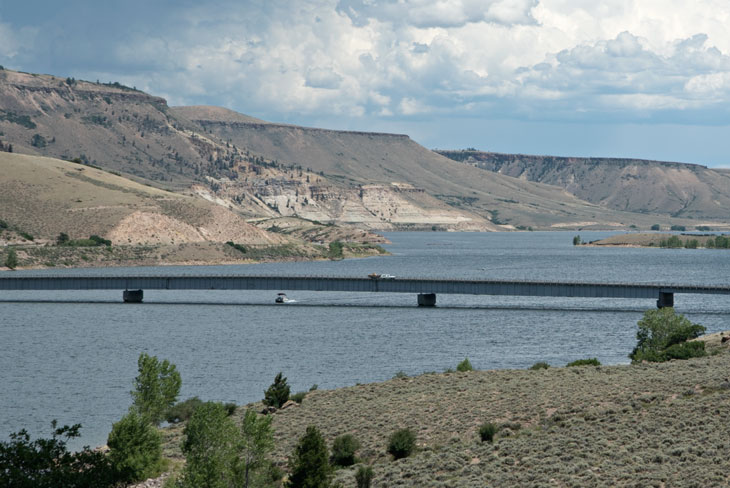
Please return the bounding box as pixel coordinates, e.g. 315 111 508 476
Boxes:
1 274 729 307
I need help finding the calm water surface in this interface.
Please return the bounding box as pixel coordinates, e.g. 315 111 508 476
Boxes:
2 231 729 449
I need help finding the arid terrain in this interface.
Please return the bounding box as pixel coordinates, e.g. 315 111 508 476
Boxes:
157 333 730 487
2 68 722 234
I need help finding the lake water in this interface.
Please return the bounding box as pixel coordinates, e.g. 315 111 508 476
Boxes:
2 231 730 450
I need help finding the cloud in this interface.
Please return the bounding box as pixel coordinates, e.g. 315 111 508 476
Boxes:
3 0 730 128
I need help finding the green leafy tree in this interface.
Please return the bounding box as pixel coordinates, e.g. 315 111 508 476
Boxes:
180 402 238 488
235 409 275 488
0 421 114 488
286 425 332 488
263 372 290 408
131 352 182 425
4 247 18 269
107 411 163 483
56 232 70 245
572 235 581 246
629 308 706 363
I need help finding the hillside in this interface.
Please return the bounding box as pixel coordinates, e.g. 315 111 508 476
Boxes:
0 152 388 268
437 150 730 220
159 335 730 487
0 70 492 231
1 67 725 230
173 106 724 230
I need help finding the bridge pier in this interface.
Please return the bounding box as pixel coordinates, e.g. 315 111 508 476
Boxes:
417 293 436 307
656 292 673 309
123 289 144 303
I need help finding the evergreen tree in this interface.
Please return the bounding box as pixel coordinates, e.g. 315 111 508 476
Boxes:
286 426 332 488
263 372 290 408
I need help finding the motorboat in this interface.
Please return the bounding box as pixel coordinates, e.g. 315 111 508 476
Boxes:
275 293 289 303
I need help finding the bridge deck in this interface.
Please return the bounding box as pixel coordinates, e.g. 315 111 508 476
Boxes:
1 275 729 300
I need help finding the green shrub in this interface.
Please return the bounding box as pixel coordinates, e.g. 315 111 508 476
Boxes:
393 370 408 379
387 428 416 459
4 248 18 269
479 422 498 443
670 225 686 231
328 240 344 259
226 241 247 254
165 397 204 424
651 224 661 230
355 465 374 488
0 421 114 487
89 235 111 246
456 357 473 372
56 232 70 245
131 353 182 425
685 239 699 249
566 358 601 367
664 341 706 360
264 372 290 408
331 434 360 467
31 133 47 148
286 425 332 488
572 235 581 245
19 231 34 241
107 411 163 483
528 361 550 370
0 219 7 229
629 308 706 363
223 402 237 416
291 391 306 404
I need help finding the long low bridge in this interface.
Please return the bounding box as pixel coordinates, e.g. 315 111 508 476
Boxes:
1 274 729 307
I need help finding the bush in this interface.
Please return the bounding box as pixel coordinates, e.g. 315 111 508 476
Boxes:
629 308 706 363
0 421 114 487
664 341 706 360
165 397 204 424
355 465 374 488
331 434 360 467
290 391 306 404
328 240 344 259
264 372 290 408
4 248 18 269
479 422 497 443
89 235 111 246
286 425 332 488
528 361 550 370
670 225 686 231
566 358 601 367
107 411 163 483
131 353 182 425
387 428 416 459
456 358 473 372
572 235 581 245
651 224 661 231
56 232 70 245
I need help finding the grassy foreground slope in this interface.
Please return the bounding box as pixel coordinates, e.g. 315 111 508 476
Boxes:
160 335 730 487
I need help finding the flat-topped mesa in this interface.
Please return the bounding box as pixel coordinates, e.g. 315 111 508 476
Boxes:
193 119 410 140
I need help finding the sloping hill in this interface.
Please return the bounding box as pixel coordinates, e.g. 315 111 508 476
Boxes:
0 151 283 246
437 150 730 220
172 106 717 229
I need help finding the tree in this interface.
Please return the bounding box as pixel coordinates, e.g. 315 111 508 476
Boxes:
286 426 332 488
387 428 416 459
651 224 661 231
131 352 181 425
4 247 18 269
107 411 163 483
331 434 360 467
263 372 290 409
235 409 274 488
572 235 581 246
629 308 706 363
0 421 114 488
56 232 70 245
180 402 238 488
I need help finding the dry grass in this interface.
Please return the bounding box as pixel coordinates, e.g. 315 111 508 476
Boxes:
159 335 730 487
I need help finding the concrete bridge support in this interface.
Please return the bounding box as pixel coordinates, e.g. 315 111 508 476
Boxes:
123 289 144 303
417 293 436 307
657 292 674 309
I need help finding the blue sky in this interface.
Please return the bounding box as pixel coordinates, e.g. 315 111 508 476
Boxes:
1 0 730 166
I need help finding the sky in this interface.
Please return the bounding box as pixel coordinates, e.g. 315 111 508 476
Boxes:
1 0 730 166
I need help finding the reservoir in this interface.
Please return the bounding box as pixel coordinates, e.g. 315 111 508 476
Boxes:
2 231 730 449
